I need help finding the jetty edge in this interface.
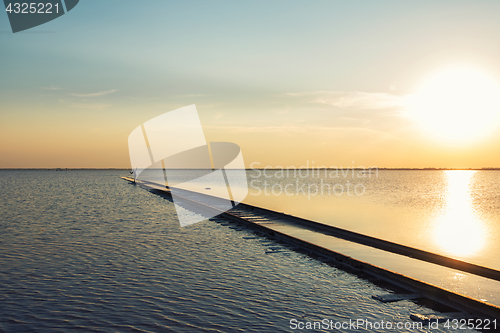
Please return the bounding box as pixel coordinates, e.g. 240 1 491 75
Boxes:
121 176 500 320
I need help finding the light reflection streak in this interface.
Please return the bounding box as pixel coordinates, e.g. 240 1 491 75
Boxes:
433 170 486 257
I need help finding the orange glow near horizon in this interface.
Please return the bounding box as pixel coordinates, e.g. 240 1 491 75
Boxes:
4 66 500 168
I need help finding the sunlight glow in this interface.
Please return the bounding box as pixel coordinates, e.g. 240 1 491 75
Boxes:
409 66 500 141
433 171 486 257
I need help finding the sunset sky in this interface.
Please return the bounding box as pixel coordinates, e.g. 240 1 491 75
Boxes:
2 1 500 168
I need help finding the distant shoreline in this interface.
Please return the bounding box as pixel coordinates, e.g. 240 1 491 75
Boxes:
1 168 500 171
0 168 131 171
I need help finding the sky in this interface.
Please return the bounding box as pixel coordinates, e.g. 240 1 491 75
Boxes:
2 0 500 168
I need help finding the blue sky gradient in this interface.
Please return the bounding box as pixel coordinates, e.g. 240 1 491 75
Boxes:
2 1 500 168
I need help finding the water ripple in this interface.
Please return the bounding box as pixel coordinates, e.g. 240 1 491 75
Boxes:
0 171 465 332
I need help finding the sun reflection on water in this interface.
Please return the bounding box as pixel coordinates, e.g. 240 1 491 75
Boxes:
433 170 487 257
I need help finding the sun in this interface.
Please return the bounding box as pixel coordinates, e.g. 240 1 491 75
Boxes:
409 66 500 141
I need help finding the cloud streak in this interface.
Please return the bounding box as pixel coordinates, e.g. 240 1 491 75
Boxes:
287 91 409 110
70 89 118 97
42 86 62 90
69 103 111 110
207 123 390 136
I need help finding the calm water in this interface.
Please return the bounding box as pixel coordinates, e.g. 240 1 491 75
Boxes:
245 169 500 269
0 170 489 332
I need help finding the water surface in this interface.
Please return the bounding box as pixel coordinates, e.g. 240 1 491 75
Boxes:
1 170 468 332
244 169 500 270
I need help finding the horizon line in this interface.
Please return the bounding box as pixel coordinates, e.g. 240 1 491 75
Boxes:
2 167 500 171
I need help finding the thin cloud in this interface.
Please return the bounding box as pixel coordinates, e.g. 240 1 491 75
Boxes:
198 103 225 109
208 123 381 134
287 91 409 110
71 89 118 97
177 94 208 98
207 124 303 134
69 103 111 110
207 124 400 142
42 86 62 90
274 109 290 115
